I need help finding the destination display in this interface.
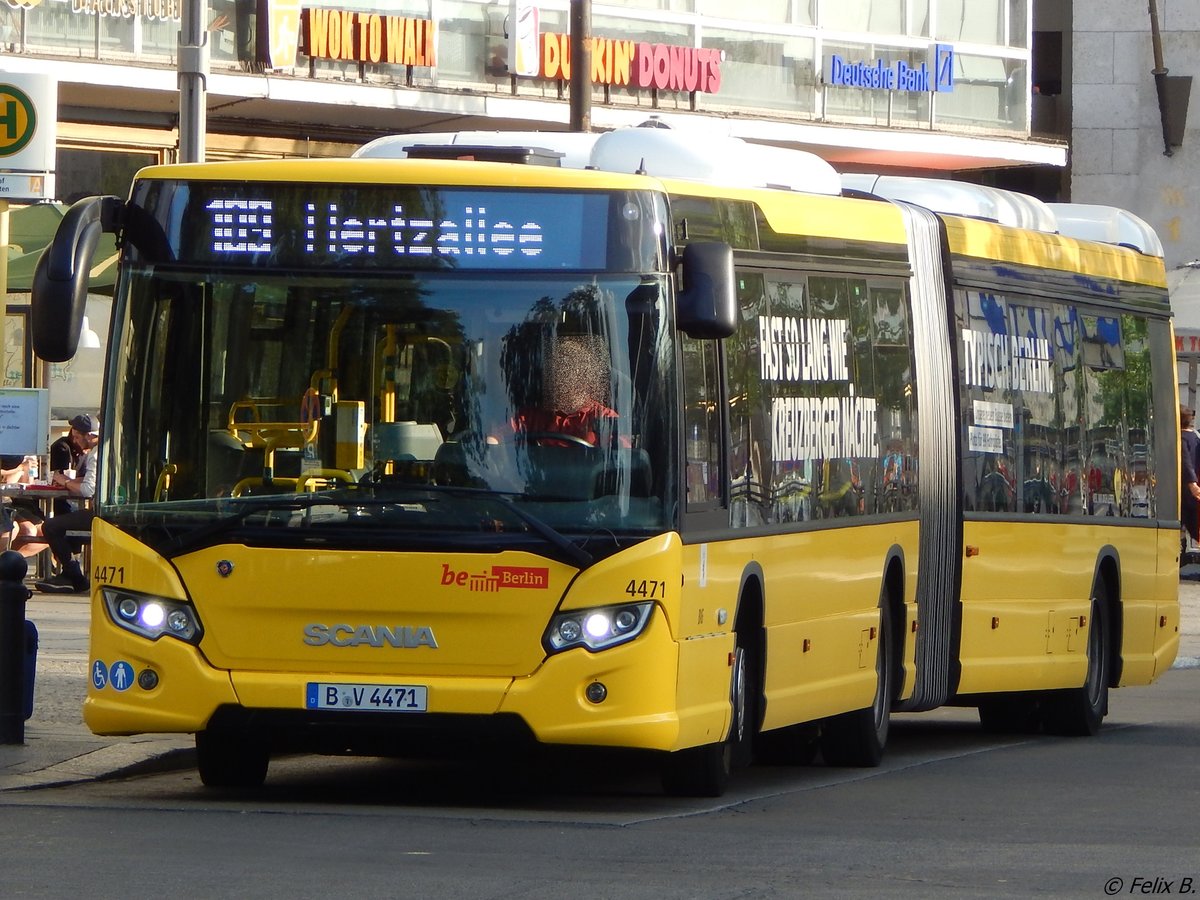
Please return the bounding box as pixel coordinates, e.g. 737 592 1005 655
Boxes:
135 182 613 271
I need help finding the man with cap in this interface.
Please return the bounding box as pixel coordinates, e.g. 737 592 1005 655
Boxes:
32 414 100 594
48 418 87 516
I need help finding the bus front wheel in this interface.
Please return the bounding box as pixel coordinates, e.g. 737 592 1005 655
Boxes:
660 641 752 797
196 728 270 788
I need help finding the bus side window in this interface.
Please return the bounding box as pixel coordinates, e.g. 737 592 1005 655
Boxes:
682 336 721 508
1081 314 1125 517
1122 315 1154 518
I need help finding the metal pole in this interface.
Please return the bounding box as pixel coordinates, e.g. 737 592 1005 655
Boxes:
0 200 8 386
179 0 210 163
569 0 591 133
0 550 30 744
1148 0 1174 156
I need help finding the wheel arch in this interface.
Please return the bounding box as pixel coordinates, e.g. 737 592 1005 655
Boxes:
732 561 766 634
880 545 907 705
733 562 766 731
1092 546 1123 687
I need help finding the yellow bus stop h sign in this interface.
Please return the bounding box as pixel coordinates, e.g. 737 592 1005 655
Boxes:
0 70 57 384
0 71 56 200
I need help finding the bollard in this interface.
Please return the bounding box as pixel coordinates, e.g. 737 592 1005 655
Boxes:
0 550 31 744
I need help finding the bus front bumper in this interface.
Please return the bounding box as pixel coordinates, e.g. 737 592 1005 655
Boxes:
85 609 733 754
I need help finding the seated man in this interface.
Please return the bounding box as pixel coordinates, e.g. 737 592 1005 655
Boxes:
48 425 85 516
33 414 100 594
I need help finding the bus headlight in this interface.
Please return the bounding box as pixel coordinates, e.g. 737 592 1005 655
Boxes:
102 588 203 644
545 602 653 653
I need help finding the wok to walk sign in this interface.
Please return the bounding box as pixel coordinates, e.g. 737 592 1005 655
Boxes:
0 71 56 202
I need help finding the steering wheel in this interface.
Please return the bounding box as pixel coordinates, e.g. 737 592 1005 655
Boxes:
524 431 595 449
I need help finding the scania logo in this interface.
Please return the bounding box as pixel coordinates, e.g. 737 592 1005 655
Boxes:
303 623 438 648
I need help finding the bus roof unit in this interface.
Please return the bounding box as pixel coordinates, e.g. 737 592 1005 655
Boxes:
356 130 601 169
841 173 1058 232
355 125 843 196
1047 202 1165 257
588 128 842 195
842 173 1166 258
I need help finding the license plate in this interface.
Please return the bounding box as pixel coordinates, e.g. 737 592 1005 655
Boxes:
306 682 428 712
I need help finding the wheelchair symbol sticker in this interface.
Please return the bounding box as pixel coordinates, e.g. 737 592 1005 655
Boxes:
92 660 134 691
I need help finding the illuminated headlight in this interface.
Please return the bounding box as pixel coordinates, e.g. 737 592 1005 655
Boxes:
545 602 653 653
102 588 203 644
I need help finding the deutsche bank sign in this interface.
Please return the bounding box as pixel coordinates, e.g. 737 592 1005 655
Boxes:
826 44 955 93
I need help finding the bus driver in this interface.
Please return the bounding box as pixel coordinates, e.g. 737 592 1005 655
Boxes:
512 334 618 447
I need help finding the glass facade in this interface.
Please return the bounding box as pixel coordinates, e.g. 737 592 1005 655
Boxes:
0 0 1032 139
822 40 931 128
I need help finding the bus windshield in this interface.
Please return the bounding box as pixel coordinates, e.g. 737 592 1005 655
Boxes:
102 266 677 560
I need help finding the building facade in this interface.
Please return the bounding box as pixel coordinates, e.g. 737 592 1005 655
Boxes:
0 0 1067 191
1063 0 1199 273
2 0 1072 412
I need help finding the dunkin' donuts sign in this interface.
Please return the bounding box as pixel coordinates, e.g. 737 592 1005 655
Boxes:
537 32 722 94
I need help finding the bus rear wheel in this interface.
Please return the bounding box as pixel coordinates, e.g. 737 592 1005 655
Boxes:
820 606 892 767
977 695 1042 734
196 728 270 788
1042 586 1110 736
660 642 751 797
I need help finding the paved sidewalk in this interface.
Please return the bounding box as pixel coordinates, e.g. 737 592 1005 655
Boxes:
1 579 1198 793
0 593 193 792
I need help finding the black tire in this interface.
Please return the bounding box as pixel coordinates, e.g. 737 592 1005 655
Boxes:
820 605 893 767
978 695 1042 734
1042 585 1110 736
661 641 751 797
755 723 820 766
196 729 270 788
659 739 731 798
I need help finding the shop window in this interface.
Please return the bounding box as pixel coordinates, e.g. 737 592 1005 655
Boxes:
704 29 816 115
56 148 160 205
823 41 932 129
696 0 790 24
934 53 1026 134
49 297 110 422
3 308 31 388
823 1 904 34
625 0 696 11
936 0 1027 49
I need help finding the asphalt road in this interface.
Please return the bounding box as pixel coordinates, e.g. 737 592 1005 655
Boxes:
0 668 1196 900
1 578 1196 900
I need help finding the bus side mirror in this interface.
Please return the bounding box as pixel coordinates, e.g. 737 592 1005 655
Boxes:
675 241 736 340
31 195 123 362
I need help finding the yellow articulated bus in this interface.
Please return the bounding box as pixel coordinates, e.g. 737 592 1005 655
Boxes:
32 126 1180 796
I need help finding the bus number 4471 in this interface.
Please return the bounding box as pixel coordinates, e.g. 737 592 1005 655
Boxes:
94 566 126 585
625 579 665 599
